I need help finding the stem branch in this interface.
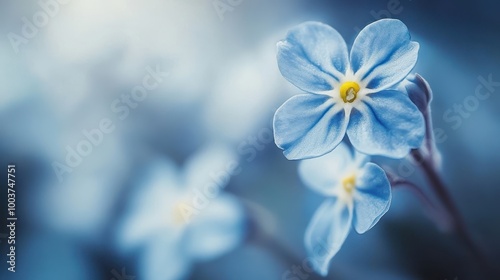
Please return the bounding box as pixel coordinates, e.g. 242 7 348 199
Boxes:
411 149 496 275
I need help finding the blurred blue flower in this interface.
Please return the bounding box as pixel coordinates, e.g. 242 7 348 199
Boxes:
118 146 245 280
274 19 425 160
299 143 391 276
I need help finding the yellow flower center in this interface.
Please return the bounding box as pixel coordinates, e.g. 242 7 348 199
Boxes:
342 174 356 193
172 202 189 226
339 81 360 103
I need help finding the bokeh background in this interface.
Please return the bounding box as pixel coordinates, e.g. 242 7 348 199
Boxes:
1 0 500 279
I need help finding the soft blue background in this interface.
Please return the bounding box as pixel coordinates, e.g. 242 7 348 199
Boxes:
1 0 499 279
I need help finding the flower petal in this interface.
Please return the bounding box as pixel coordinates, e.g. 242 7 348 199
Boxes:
351 145 370 168
305 199 353 276
117 158 182 252
185 194 245 260
353 163 391 234
140 235 189 280
274 94 348 160
298 143 354 196
277 21 349 94
183 144 238 192
350 19 419 91
347 90 425 158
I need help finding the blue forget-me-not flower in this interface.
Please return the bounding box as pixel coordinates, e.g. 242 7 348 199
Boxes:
274 19 425 160
299 143 391 276
118 146 245 280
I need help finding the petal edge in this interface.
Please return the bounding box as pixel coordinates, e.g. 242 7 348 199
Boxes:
274 94 348 160
277 21 349 94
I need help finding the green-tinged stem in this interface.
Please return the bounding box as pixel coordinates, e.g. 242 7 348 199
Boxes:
411 149 497 276
387 172 451 230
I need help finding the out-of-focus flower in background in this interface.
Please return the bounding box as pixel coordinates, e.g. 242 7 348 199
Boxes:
36 133 130 241
1 1 500 279
203 37 294 143
299 143 391 276
117 145 246 280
